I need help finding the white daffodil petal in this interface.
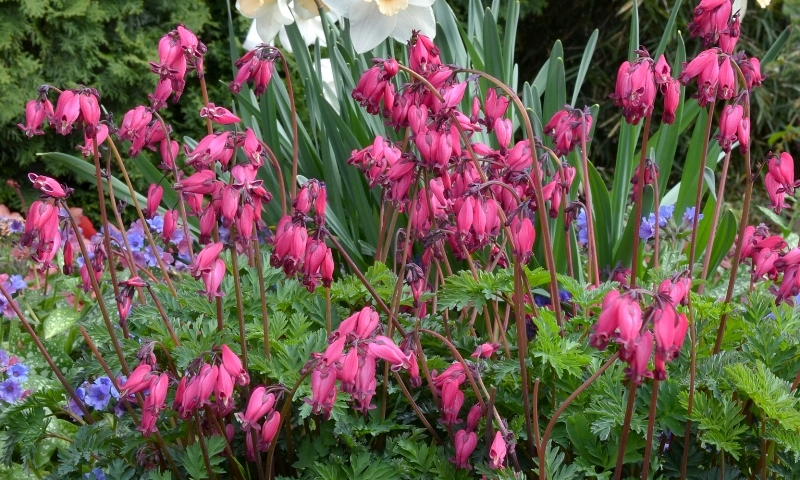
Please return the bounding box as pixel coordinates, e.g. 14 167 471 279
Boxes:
237 0 268 17
391 4 435 44
243 20 266 50
292 0 321 19
278 28 294 53
254 0 295 44
297 16 328 47
349 0 397 53
407 0 435 8
324 0 357 17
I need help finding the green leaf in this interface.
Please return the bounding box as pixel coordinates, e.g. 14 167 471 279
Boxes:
482 8 504 82
40 152 149 209
726 361 800 430
571 29 598 107
43 308 79 340
707 209 738 276
762 25 792 67
653 0 683 60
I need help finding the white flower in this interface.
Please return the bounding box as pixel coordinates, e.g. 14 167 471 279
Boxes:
324 0 436 53
239 0 333 52
237 0 294 47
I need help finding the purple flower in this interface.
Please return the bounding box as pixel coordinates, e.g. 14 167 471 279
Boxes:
682 207 703 223
94 376 120 399
0 351 8 368
127 228 145 251
85 467 106 480
8 219 24 234
85 383 112 410
658 204 675 226
68 386 87 417
639 216 655 240
7 275 27 294
576 211 588 245
147 215 164 234
0 379 23 403
7 363 29 383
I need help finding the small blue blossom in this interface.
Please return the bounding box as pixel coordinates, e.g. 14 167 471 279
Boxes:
576 211 588 245
0 351 8 368
639 216 655 240
7 275 27 294
558 289 572 302
7 363 29 383
658 204 675 226
85 467 106 480
0 379 23 403
8 219 24 234
682 207 703 223
218 225 231 244
68 386 87 417
127 228 145 251
533 294 550 307
147 215 164 234
94 376 119 399
85 383 112 410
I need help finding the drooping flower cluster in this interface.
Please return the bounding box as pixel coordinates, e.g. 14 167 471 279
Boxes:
270 179 334 292
117 345 249 437
589 275 691 383
149 25 207 109
305 307 417 418
765 152 798 214
610 49 680 125
348 33 561 278
236 385 282 461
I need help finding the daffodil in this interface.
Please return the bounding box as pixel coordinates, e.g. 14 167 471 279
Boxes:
237 0 294 47
324 0 436 53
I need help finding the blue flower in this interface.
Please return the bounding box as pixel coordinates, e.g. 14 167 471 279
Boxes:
147 215 164 234
0 351 8 368
7 363 29 383
0 379 23 403
558 289 572 302
85 467 106 480
639 216 655 240
218 225 231 244
7 275 27 294
68 386 87 417
576 211 588 245
682 207 703 223
658 204 675 226
85 383 112 410
127 228 145 251
94 376 119 399
8 219 24 234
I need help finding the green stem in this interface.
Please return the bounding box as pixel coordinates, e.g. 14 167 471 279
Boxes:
629 114 652 288
699 151 732 293
229 245 249 371
278 53 300 200
539 352 619 480
253 241 271 358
